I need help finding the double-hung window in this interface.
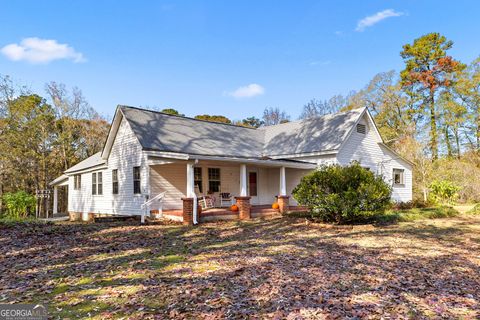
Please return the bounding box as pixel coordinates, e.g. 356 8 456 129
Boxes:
112 169 119 194
208 168 220 193
74 175 81 190
133 166 141 194
194 167 203 193
92 172 103 195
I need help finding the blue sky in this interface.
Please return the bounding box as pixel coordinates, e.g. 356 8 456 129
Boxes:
1 1 479 120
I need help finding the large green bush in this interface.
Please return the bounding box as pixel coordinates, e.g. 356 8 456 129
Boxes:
292 163 392 223
2 191 36 218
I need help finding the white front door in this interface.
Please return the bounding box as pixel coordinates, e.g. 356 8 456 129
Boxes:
248 170 258 205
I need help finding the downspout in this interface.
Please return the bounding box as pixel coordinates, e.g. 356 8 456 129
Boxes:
192 158 199 225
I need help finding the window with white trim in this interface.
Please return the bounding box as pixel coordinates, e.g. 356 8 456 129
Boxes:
208 168 220 193
92 172 103 195
74 175 81 190
194 167 203 193
133 166 141 194
112 169 118 194
393 168 405 186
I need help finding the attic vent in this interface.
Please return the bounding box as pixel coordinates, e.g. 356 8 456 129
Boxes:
356 124 366 134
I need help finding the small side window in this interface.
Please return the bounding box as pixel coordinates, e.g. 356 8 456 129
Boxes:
356 123 366 134
393 168 405 186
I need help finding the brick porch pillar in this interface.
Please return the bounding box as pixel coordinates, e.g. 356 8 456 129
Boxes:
235 196 251 220
278 195 290 214
181 197 194 225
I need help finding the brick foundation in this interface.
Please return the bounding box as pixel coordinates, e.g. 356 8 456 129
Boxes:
181 197 194 225
69 211 81 221
235 196 251 220
278 196 290 214
86 212 95 222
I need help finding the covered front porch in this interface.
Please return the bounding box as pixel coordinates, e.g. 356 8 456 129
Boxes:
146 154 315 224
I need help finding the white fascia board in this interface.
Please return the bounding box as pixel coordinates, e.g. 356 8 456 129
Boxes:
268 150 338 159
189 155 317 169
65 164 108 176
144 150 189 160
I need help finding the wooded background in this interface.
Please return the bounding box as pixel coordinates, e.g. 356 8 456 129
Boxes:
1 32 478 216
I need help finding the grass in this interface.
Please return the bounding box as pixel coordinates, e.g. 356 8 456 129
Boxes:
376 205 461 223
289 205 463 224
1 215 479 318
467 203 480 214
0 215 50 226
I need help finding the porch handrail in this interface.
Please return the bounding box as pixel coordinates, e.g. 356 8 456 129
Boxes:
141 191 166 208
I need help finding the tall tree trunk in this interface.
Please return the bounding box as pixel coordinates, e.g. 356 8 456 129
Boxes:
445 125 452 158
454 128 461 158
429 89 438 159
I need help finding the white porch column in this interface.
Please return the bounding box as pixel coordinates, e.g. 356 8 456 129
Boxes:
186 162 195 197
186 162 198 224
53 186 58 215
279 166 287 196
240 164 247 196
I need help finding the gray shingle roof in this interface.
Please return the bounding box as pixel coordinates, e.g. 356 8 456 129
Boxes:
120 106 365 158
120 106 265 158
64 152 105 173
261 108 365 156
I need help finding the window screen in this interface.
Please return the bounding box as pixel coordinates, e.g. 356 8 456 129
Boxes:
133 166 141 194
208 168 220 193
74 175 81 190
112 169 118 194
92 173 97 195
393 168 405 186
194 167 203 193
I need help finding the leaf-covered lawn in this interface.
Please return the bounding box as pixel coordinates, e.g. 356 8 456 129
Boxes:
1 216 479 319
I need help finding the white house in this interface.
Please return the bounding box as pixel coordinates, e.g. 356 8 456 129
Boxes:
50 105 412 223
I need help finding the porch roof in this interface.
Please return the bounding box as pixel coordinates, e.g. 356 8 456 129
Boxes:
146 151 317 169
49 174 68 186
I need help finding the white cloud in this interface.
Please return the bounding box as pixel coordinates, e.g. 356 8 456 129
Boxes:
227 83 265 98
355 9 403 32
1 37 86 64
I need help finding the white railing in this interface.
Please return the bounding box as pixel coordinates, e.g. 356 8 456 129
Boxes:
141 191 166 223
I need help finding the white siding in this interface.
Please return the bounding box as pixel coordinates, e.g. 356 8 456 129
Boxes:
257 167 309 206
149 161 242 209
68 117 148 215
286 168 311 206
292 154 338 166
68 169 110 214
150 163 187 210
335 114 413 202
287 114 413 203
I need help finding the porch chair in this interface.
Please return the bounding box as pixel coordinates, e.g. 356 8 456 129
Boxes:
195 185 215 210
219 192 233 207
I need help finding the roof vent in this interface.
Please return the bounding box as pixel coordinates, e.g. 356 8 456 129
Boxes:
356 123 366 134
